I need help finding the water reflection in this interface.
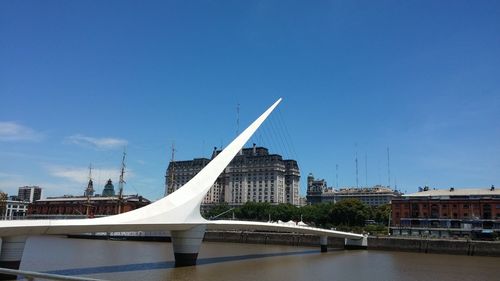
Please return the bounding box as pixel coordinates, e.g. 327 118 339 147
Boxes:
45 249 318 276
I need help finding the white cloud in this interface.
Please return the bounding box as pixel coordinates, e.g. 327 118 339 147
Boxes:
0 121 43 141
0 166 134 198
47 165 133 187
65 134 128 150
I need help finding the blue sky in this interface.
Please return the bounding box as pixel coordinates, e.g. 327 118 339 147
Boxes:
1 1 499 200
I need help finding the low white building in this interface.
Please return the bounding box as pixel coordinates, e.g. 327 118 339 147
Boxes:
3 200 29 220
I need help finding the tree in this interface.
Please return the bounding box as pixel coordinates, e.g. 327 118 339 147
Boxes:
300 203 333 227
203 202 232 220
234 202 272 221
329 199 370 226
371 204 391 225
269 203 299 222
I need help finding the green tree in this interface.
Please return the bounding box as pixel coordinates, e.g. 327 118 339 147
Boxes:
329 199 370 226
300 203 334 228
269 203 300 222
202 202 232 220
234 202 272 221
371 204 391 225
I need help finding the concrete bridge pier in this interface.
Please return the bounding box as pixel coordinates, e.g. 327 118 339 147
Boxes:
320 235 328 252
344 235 368 250
171 225 206 267
0 236 27 280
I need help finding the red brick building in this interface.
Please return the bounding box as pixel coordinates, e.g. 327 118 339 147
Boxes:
391 187 500 238
27 195 150 218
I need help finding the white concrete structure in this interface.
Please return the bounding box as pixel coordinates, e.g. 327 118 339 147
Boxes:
0 98 365 269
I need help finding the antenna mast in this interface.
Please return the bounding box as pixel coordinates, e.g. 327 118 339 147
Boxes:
335 164 339 189
387 147 391 188
117 150 126 214
88 164 93 183
355 144 359 188
236 103 240 136
85 163 93 217
365 152 368 187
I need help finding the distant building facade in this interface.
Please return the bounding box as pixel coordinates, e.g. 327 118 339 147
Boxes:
335 186 402 206
18 186 42 203
2 200 29 219
165 158 211 198
306 174 401 206
306 173 328 204
28 179 150 217
28 195 150 217
391 186 500 238
166 145 301 206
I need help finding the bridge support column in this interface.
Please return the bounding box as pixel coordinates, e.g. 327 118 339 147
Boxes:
0 236 27 280
171 225 206 267
344 235 368 250
320 235 328 252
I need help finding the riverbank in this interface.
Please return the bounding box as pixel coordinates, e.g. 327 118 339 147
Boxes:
203 231 500 257
66 230 500 257
369 236 500 257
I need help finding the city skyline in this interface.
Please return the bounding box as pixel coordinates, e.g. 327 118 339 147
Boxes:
1 1 499 200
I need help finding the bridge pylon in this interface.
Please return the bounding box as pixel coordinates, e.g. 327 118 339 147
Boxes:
171 225 206 267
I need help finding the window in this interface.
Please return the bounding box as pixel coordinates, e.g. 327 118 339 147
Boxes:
463 204 469 209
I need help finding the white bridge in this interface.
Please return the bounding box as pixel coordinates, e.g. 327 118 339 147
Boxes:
0 98 366 269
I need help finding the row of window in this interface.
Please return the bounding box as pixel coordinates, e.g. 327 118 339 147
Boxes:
395 204 500 209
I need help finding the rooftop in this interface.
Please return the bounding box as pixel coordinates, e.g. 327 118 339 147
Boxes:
404 187 499 198
37 195 149 203
337 186 398 194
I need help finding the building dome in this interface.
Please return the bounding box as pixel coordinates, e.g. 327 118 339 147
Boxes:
102 179 115 197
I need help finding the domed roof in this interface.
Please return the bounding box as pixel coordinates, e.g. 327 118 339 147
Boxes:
102 179 115 197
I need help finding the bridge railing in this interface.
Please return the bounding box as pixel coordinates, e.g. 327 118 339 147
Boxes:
0 267 105 281
0 215 108 220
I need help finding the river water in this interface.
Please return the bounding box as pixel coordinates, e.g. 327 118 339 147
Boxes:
19 236 499 281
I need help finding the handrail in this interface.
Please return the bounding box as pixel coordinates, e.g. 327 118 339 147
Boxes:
0 267 105 281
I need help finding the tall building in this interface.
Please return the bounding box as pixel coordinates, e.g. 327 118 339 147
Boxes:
17 186 42 203
284 160 300 206
165 144 301 206
165 158 211 196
